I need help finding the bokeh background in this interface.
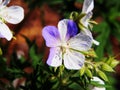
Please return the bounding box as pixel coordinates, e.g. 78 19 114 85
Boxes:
0 0 120 90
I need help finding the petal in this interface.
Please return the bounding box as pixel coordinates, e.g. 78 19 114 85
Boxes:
58 19 78 41
2 0 10 6
2 6 24 24
80 12 93 27
0 21 13 41
42 26 61 47
64 50 85 70
0 0 2 4
68 32 92 51
47 47 62 67
90 77 105 90
82 0 94 14
82 30 100 45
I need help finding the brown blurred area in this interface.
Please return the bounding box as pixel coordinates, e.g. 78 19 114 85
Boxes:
0 0 61 87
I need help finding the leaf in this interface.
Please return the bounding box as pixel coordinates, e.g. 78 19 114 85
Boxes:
93 21 110 59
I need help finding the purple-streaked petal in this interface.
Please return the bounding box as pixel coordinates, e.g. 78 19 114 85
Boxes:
2 6 24 24
82 0 94 14
64 49 85 70
2 0 10 6
82 30 99 45
0 21 13 41
68 32 92 51
67 19 78 38
42 26 61 47
47 47 62 67
58 19 78 41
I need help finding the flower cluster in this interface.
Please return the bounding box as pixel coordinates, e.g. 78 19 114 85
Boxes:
0 0 24 41
42 0 111 90
42 0 97 70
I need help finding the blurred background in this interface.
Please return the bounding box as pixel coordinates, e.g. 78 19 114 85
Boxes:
0 0 120 90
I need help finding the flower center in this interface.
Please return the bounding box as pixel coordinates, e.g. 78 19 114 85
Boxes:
61 42 69 53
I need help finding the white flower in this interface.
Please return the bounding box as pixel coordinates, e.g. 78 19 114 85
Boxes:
0 0 24 40
80 0 99 45
89 77 106 90
42 19 92 70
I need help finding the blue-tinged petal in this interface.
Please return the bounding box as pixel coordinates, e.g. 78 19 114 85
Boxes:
82 0 94 14
58 19 78 41
0 21 12 41
68 32 92 51
2 0 10 6
67 19 78 37
82 30 99 45
42 26 61 47
2 6 24 24
47 47 62 67
64 50 85 70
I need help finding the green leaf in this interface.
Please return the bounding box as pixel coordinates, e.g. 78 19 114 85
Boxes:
93 21 110 59
97 70 108 81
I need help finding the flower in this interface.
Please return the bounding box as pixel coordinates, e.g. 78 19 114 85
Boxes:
0 0 24 40
80 0 99 45
89 76 105 90
42 19 92 70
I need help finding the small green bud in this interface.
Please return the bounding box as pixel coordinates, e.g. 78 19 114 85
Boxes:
0 48 2 55
97 70 108 81
110 59 119 68
101 63 114 72
69 11 79 20
85 68 93 78
80 66 85 76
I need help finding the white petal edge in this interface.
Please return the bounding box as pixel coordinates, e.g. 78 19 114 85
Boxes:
0 0 2 4
68 32 92 51
0 21 13 41
64 50 85 70
82 0 94 14
90 76 105 90
3 6 24 24
58 19 68 41
47 47 62 67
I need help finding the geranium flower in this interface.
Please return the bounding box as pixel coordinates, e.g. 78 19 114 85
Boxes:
80 0 99 45
89 77 105 90
0 0 24 40
42 19 92 70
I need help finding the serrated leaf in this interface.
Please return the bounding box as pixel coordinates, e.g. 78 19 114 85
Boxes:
101 63 114 72
97 70 108 81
